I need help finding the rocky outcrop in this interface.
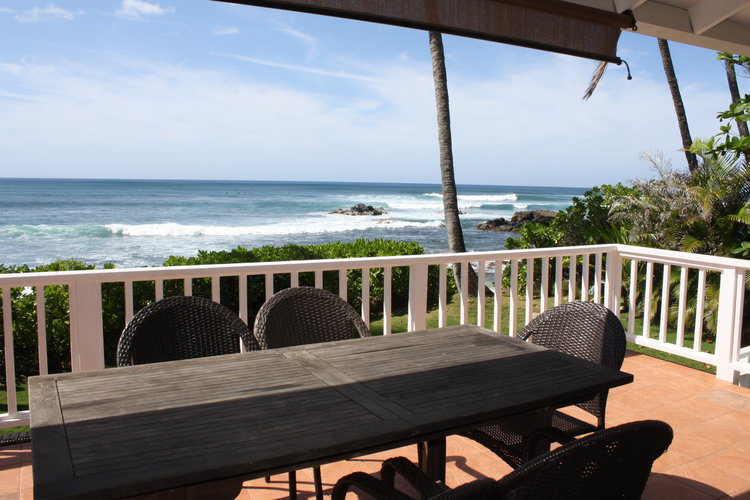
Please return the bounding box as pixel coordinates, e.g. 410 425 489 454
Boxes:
476 209 557 232
330 203 388 216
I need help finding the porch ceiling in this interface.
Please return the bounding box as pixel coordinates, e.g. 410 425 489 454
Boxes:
566 0 750 57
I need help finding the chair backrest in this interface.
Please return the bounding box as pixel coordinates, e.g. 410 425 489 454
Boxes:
485 420 673 500
518 301 626 423
253 286 370 349
117 295 255 366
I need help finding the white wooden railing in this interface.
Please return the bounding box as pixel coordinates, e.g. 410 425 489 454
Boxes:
1 244 748 427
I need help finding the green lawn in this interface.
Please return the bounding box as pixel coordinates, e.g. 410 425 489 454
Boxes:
370 293 715 373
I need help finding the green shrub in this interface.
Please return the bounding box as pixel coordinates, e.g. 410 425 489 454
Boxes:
1 239 454 380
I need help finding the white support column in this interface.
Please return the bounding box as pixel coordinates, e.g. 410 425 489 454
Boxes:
477 261 486 328
408 263 429 332
715 268 744 383
68 281 105 372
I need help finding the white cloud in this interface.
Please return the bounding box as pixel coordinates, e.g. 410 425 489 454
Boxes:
279 27 319 58
212 26 240 35
0 50 731 186
214 52 378 82
14 5 82 22
115 0 174 19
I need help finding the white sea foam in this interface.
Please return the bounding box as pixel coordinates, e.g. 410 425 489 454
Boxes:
105 218 443 238
424 193 518 203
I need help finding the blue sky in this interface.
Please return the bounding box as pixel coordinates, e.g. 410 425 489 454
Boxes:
1 1 748 188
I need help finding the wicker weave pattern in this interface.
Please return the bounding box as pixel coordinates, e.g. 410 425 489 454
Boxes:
462 301 627 468
116 296 255 367
332 420 673 500
253 286 370 349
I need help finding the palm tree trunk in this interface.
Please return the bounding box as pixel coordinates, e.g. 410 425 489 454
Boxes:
429 31 479 295
724 58 750 163
657 38 699 173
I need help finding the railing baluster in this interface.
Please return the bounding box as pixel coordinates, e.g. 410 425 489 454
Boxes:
339 270 347 301
628 259 638 336
525 258 534 326
493 260 502 333
676 266 688 347
290 272 299 288
37 286 49 376
2 286 18 417
239 274 248 325
211 276 221 303
540 256 549 313
361 268 370 327
643 262 654 338
439 263 447 328
554 256 562 306
477 261 486 327
581 254 589 301
184 277 192 297
314 270 323 289
407 263 428 332
509 259 519 336
660 264 671 343
383 267 392 335
124 280 134 323
265 273 273 300
694 269 706 351
460 262 469 325
568 254 577 302
594 252 603 303
155 279 164 300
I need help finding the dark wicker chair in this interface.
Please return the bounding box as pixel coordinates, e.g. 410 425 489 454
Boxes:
461 300 627 468
117 295 256 367
254 286 370 500
332 420 673 500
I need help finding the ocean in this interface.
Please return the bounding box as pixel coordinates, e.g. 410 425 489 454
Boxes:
0 178 587 268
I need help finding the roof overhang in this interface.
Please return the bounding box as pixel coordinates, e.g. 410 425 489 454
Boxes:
214 0 750 58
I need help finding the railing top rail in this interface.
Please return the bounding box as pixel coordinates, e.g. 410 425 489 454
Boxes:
615 244 750 272
0 244 620 287
2 244 748 287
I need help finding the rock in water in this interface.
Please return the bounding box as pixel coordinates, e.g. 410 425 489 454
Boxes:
330 203 388 216
476 209 557 232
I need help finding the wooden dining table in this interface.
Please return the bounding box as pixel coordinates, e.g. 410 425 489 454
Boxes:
30 324 632 499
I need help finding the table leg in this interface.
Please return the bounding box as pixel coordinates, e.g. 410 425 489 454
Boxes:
417 438 446 483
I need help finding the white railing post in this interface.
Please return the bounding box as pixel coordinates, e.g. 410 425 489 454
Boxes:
604 249 623 315
68 281 105 372
715 268 744 383
408 263 429 332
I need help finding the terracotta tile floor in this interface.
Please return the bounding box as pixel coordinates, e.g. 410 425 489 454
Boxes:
2 350 749 499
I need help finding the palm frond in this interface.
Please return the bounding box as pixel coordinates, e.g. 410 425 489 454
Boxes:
582 61 608 101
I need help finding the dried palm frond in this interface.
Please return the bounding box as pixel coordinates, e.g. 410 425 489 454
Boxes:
582 61 608 101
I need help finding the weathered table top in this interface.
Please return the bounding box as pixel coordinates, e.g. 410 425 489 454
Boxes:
30 325 632 499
